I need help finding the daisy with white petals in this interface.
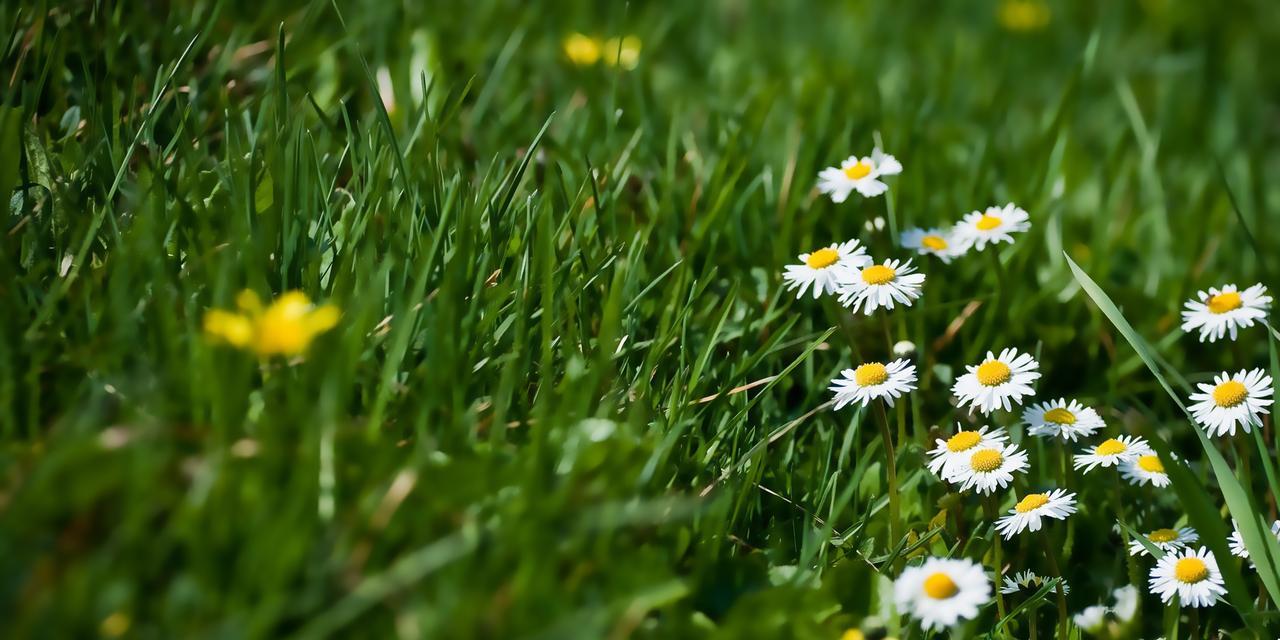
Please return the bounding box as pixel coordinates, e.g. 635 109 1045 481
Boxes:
1148 547 1226 608
926 426 1008 481
950 443 1029 494
829 359 917 409
1022 398 1105 441
951 348 1041 415
1180 284 1271 343
1073 435 1152 472
952 203 1030 250
994 489 1077 539
894 557 990 630
1228 519 1280 563
1187 368 1274 437
782 239 872 299
1120 452 1173 488
900 227 969 263
816 149 902 202
1127 527 1198 557
1000 570 1070 595
835 258 926 315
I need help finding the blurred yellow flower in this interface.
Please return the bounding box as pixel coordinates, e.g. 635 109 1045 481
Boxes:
563 33 601 66
204 290 340 357
840 629 865 640
602 36 642 70
997 0 1051 32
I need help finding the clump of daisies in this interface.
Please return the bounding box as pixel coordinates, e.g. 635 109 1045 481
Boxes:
893 557 990 630
1180 283 1271 342
1148 547 1226 608
835 258 925 315
900 227 969 263
1127 526 1198 557
817 148 902 202
949 443 1029 494
994 489 1077 539
829 359 917 409
951 348 1041 415
926 426 1008 481
1187 368 1274 437
1022 398 1104 441
782 239 871 299
952 203 1030 250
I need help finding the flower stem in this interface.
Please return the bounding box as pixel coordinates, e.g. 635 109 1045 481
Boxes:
1042 535 1069 638
984 497 1009 624
877 402 901 546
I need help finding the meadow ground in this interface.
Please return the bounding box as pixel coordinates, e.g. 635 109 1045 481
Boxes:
4 0 1280 638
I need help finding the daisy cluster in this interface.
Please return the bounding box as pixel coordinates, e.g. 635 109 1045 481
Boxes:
780 149 1276 632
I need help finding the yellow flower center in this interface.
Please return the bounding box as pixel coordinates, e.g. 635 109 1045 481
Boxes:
1174 557 1209 584
861 264 896 285
1043 407 1076 425
975 360 1012 386
921 235 948 251
922 572 959 599
843 161 872 180
970 449 1003 472
1015 493 1049 513
975 215 1002 231
853 362 889 386
1213 380 1248 408
946 431 981 452
1207 291 1243 314
805 247 839 269
1095 438 1126 456
1137 455 1165 473
1147 528 1179 543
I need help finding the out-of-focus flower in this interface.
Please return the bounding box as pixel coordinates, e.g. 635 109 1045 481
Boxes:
204 290 340 358
997 0 1051 32
563 33 601 66
602 35 642 69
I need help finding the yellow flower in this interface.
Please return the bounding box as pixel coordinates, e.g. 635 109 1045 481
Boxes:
204 290 340 357
840 629 865 640
602 35 642 70
997 0 1051 32
563 33 601 66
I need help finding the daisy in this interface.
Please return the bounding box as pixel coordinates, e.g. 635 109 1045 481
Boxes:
782 239 872 299
1000 570 1070 595
926 426 1009 481
1187 368 1274 437
950 443 1029 494
1120 452 1172 488
893 557 990 630
952 203 1030 250
835 258 925 315
1127 527 1198 557
951 348 1041 415
829 359 917 409
900 227 969 263
1072 605 1108 633
1111 585 1140 623
1073 435 1152 473
1180 284 1271 343
1228 519 1280 563
816 148 902 202
1148 547 1226 608
1022 398 1105 441
994 489 1077 539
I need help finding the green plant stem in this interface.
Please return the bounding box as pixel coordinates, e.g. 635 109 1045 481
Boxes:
984 497 1009 625
877 402 901 546
1042 535 1068 638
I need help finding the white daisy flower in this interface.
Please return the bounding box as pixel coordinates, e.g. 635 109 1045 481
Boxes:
1073 435 1152 473
782 239 872 299
835 258 926 315
1187 368 1274 437
1180 284 1271 343
1000 570 1070 595
950 443 1029 495
952 203 1030 250
892 340 917 357
994 489 1077 539
1112 585 1140 623
1148 547 1226 608
816 148 902 202
1072 605 1108 633
1127 527 1198 557
1120 452 1172 488
1228 519 1280 563
926 426 1009 482
829 359 917 409
951 348 1041 415
893 557 990 631
900 227 969 263
1022 398 1105 441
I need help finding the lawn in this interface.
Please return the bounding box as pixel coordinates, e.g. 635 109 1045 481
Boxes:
4 0 1280 638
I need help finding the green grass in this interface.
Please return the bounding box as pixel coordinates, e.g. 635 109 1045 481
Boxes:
4 0 1280 637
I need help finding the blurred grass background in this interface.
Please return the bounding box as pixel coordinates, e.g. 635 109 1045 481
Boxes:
2 0 1280 637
